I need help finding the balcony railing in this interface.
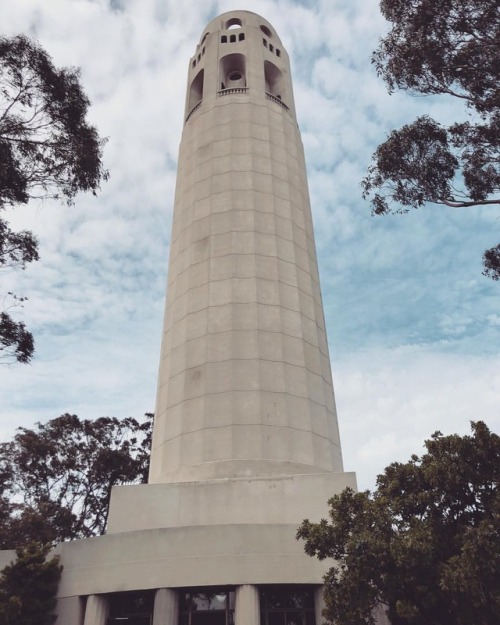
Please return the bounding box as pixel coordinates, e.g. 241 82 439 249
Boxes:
217 87 249 96
266 92 289 111
186 90 289 120
185 99 202 122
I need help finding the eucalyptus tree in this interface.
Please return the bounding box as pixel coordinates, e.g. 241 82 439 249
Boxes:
0 34 108 362
362 0 500 279
298 422 500 625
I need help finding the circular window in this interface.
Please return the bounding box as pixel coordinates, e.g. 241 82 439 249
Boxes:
229 72 242 81
260 25 272 37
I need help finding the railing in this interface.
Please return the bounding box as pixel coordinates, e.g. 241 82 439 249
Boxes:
186 91 289 120
266 92 289 111
217 87 249 96
185 99 202 122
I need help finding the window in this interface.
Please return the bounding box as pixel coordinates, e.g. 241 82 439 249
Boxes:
269 44 274 52
230 34 236 43
202 47 206 55
226 18 242 29
239 33 245 41
219 53 246 89
221 35 227 43
276 49 281 57
188 68 204 113
197 53 201 62
107 590 155 625
260 25 272 37
260 587 316 625
179 589 235 625
264 60 285 101
192 60 196 68
263 38 267 47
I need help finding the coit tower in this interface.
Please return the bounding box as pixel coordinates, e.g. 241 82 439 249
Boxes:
39 11 357 625
150 11 345 485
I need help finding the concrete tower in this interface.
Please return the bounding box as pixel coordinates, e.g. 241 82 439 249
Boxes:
149 10 344 486
103 9 356 621
0 11 357 625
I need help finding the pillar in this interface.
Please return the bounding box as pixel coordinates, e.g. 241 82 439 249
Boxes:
153 588 179 625
83 594 108 625
235 585 260 625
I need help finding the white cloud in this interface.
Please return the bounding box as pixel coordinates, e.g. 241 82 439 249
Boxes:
335 346 500 490
488 314 500 327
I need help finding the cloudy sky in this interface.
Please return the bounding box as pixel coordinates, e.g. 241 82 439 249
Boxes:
1 0 498 491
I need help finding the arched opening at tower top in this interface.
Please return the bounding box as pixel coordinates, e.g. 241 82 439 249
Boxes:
225 17 242 29
188 68 204 112
219 53 246 90
264 60 285 101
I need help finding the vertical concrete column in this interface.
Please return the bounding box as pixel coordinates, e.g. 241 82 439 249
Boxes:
314 587 325 625
235 585 260 625
83 594 108 625
153 588 179 625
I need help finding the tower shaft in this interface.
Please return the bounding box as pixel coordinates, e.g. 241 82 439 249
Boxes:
149 11 343 484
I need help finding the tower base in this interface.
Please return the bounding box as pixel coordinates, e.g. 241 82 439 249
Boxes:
0 472 358 624
52 471 357 596
107 471 357 534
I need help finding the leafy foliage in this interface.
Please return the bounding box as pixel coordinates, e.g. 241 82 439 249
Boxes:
0 34 108 363
372 0 498 112
362 0 500 278
483 243 500 280
0 543 62 625
0 413 152 548
297 422 500 625
0 34 108 207
0 308 34 364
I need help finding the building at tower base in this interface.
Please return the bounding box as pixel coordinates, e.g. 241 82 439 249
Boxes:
0 11 361 625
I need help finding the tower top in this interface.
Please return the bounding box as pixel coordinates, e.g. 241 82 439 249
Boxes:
196 11 284 47
185 9 295 123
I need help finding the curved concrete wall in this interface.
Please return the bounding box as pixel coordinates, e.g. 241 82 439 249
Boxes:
54 524 330 599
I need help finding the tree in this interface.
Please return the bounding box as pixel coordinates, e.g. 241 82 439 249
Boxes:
361 0 500 279
0 34 108 362
0 413 152 548
297 422 500 625
0 543 62 625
